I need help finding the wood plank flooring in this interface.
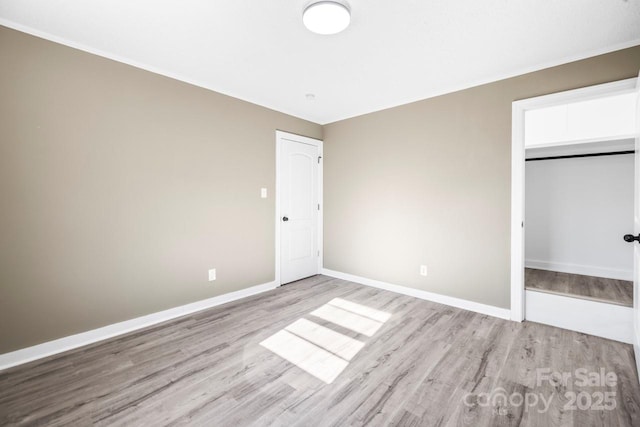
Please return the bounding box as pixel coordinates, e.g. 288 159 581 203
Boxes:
525 268 633 306
1 275 639 426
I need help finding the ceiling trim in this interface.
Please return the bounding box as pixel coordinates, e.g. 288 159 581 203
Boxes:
0 18 314 123
2 18 639 125
329 38 640 124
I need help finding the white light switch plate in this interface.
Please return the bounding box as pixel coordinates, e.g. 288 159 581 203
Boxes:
208 269 216 281
420 265 428 276
261 188 268 198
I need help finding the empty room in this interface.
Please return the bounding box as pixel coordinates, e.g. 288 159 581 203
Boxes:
0 1 639 426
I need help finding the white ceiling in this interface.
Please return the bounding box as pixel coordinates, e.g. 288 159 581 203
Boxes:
1 0 639 124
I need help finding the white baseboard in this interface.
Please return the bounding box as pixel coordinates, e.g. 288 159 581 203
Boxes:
635 323 640 383
0 280 279 372
635 342 640 384
321 268 511 320
525 259 633 281
525 290 634 344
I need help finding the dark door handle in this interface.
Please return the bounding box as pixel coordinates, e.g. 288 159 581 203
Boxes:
282 216 289 222
623 234 640 243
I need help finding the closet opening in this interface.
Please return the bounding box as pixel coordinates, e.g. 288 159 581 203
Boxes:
510 77 639 344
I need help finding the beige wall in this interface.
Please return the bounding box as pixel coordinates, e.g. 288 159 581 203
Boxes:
1 23 639 354
0 26 322 353
324 45 640 309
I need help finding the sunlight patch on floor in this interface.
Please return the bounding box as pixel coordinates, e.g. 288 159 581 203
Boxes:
310 304 381 337
327 298 392 323
260 298 391 384
286 318 365 360
260 329 349 384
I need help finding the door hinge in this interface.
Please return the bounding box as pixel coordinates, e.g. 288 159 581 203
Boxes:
318 203 320 210
318 250 320 257
318 156 322 164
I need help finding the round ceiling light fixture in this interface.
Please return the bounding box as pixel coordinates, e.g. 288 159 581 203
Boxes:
303 1 351 35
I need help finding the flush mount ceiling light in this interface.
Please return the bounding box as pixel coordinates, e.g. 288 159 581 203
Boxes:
303 1 351 35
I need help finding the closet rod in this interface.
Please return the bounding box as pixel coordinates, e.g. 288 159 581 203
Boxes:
526 150 635 162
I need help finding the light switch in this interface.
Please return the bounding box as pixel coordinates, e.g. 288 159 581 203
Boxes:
261 188 268 198
420 265 428 276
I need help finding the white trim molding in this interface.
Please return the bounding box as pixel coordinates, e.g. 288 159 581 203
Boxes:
322 268 511 320
0 280 278 372
525 290 634 344
511 101 526 321
525 259 633 281
635 341 640 385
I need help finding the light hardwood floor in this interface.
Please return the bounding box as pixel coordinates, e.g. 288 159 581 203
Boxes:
1 275 639 426
525 268 634 307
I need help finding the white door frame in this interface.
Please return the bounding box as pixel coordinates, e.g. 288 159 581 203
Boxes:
510 77 637 321
275 130 323 286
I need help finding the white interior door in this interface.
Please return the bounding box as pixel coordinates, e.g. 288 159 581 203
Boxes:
633 72 640 373
279 135 320 284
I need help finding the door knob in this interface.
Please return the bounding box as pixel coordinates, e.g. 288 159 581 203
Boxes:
282 216 289 222
623 234 640 243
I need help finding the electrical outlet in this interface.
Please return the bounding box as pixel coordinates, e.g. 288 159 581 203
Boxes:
420 265 428 276
208 268 216 281
261 188 268 198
